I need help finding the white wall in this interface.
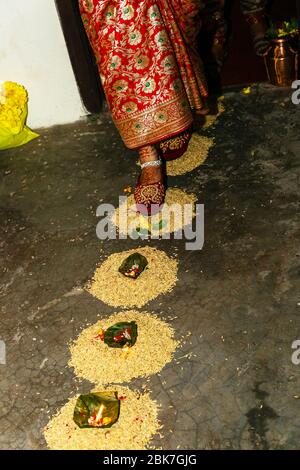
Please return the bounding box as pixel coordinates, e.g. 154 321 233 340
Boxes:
0 0 87 128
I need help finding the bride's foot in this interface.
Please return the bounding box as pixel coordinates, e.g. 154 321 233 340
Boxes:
134 145 165 215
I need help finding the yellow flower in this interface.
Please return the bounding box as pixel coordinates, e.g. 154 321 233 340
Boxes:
242 86 252 95
277 28 287 38
102 417 112 426
123 185 133 194
0 82 28 130
138 216 151 231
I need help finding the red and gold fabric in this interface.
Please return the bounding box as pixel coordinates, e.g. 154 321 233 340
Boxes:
79 0 208 150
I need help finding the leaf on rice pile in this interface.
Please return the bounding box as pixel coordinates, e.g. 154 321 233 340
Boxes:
87 247 178 308
111 188 197 238
73 392 120 429
69 310 179 385
103 321 138 349
44 386 160 450
166 134 214 176
118 252 148 279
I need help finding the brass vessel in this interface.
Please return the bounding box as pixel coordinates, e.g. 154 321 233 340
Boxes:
264 38 298 87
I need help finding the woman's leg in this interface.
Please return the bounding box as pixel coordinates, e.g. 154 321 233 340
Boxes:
134 145 165 213
78 1 208 210
138 146 162 185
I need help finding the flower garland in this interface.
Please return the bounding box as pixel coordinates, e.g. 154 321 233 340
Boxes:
0 81 28 132
0 81 38 150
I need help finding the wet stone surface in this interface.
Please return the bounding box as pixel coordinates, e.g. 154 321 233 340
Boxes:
0 84 300 450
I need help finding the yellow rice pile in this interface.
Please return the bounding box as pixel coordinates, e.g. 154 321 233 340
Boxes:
111 188 197 238
87 247 178 308
69 310 179 384
166 134 214 176
44 385 160 450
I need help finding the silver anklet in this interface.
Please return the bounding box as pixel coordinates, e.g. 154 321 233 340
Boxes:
140 159 162 169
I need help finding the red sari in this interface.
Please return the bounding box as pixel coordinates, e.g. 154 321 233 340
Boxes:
79 0 208 150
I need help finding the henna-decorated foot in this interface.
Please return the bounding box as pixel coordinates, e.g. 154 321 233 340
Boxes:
134 145 165 216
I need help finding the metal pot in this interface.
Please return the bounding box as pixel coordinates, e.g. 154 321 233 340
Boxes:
264 38 298 87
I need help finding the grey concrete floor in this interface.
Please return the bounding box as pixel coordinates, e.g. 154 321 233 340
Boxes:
0 84 300 450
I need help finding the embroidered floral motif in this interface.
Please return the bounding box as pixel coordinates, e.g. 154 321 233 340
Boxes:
113 80 129 93
81 0 95 13
129 31 142 46
154 111 168 123
122 101 138 113
141 78 156 93
104 5 116 23
162 55 175 72
135 55 150 70
159 131 191 154
134 181 165 206
154 30 168 48
121 5 135 21
110 55 122 69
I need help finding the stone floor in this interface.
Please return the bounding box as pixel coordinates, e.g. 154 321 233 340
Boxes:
0 84 300 450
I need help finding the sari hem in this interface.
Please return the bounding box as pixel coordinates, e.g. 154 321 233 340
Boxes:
117 119 193 149
114 91 193 149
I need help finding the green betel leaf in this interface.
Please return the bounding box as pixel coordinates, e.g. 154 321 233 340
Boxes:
118 252 148 279
104 321 138 348
73 392 120 429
